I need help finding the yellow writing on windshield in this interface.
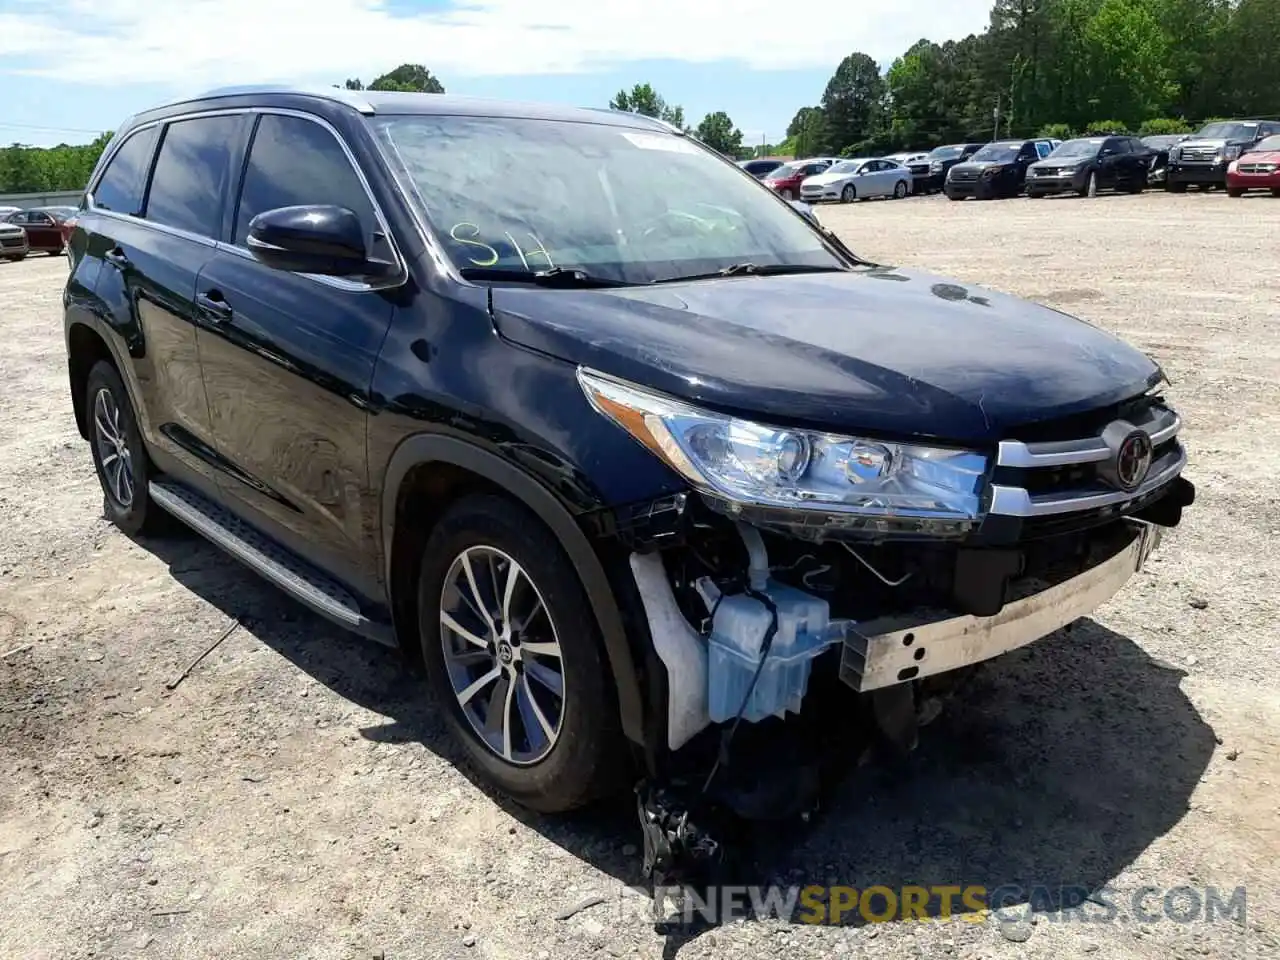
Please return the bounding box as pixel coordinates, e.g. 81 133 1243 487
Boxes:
449 222 556 270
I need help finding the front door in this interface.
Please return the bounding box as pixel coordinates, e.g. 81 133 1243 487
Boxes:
194 111 399 598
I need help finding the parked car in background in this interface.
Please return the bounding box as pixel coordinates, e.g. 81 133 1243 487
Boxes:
1026 136 1151 197
761 159 835 200
0 220 29 260
920 143 984 193
738 158 786 179
4 206 77 254
1227 134 1280 197
800 158 911 203
1166 120 1280 191
884 152 930 193
945 139 1055 200
1141 134 1189 186
0 205 21 218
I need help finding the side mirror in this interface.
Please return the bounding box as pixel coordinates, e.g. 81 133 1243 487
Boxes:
246 204 394 278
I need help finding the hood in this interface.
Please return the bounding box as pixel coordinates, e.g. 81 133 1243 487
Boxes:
1180 138 1227 148
1033 155 1088 168
803 171 854 186
489 266 1161 444
951 160 1012 173
0 223 24 236
1239 150 1280 164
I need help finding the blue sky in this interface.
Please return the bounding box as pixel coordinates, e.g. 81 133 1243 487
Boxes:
0 0 992 149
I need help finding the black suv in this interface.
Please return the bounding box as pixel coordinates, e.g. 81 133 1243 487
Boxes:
1167 119 1280 191
919 143 985 193
65 87 1194 826
944 139 1056 199
1026 136 1152 197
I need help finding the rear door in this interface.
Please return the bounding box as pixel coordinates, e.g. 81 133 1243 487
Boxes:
84 115 248 494
23 211 61 250
193 110 400 596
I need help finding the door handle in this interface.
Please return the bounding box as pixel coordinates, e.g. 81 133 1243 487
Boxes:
196 291 233 324
103 247 131 269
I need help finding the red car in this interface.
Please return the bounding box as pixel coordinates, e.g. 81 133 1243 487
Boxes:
1227 134 1280 197
3 206 78 254
762 159 835 200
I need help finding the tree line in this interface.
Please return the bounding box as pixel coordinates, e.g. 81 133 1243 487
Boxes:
4 0 1277 197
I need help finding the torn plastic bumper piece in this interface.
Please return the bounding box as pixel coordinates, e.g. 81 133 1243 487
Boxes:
839 520 1162 692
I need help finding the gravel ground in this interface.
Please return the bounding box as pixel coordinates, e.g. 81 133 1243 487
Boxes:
1 191 1278 960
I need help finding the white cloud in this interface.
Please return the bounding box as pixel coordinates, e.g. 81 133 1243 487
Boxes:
0 0 992 86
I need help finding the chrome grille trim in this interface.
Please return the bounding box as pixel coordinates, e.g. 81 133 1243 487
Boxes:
996 407 1180 468
988 444 1187 517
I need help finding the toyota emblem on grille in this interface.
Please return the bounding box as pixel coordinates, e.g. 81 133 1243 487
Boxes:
1099 420 1153 492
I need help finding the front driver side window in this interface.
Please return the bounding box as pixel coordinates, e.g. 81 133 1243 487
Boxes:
234 114 377 247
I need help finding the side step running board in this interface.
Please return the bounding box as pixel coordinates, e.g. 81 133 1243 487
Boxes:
149 479 395 647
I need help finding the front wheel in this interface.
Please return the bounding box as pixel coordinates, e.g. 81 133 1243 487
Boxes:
892 180 908 199
417 495 626 813
1227 187 1244 197
841 184 857 203
85 361 168 536
4 253 26 262
1167 181 1188 193
780 188 794 201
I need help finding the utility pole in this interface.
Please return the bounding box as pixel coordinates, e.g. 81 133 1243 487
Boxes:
993 99 1001 140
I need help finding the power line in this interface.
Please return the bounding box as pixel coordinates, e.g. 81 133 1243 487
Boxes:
0 120 106 136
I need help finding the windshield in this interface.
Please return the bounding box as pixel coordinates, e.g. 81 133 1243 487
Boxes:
764 162 801 180
1195 122 1257 141
968 142 1019 162
1050 138 1105 159
929 145 965 160
375 116 844 284
1252 135 1280 152
827 161 859 174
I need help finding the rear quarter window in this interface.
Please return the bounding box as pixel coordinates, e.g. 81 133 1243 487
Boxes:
92 126 160 217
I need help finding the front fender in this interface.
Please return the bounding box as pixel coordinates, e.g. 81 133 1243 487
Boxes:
381 434 648 746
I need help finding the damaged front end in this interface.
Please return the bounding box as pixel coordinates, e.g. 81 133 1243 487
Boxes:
583 369 1195 884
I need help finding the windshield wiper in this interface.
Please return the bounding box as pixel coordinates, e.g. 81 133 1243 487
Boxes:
459 266 632 288
650 262 850 284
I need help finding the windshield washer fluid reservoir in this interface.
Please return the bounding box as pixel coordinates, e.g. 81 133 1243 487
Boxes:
704 580 832 723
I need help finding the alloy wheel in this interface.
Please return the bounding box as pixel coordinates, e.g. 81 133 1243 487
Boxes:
439 545 565 765
92 387 133 508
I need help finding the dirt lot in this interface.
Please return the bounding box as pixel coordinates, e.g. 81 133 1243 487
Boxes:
2 192 1278 960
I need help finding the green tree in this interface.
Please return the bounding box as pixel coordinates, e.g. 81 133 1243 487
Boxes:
794 107 830 157
694 111 744 156
1137 117 1193 135
820 52 886 151
369 64 445 93
609 83 687 129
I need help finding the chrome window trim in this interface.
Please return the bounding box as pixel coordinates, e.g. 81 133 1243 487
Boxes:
988 443 1187 518
86 106 406 294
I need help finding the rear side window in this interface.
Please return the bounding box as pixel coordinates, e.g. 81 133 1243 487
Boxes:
234 114 377 245
145 116 241 238
93 126 159 216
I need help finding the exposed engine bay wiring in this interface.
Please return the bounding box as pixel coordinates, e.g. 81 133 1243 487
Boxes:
840 542 913 587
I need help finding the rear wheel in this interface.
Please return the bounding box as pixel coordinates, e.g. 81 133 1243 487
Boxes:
892 180 908 199
85 361 168 536
417 495 626 813
841 184 857 203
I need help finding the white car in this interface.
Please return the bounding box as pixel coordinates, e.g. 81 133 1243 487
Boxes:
799 157 912 203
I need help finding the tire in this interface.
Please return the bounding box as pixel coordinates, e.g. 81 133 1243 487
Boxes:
1272 189 1280 198
779 188 794 201
417 494 626 813
1167 181 1188 193
4 253 26 261
85 360 168 536
946 192 961 201
841 184 857 203
1227 188 1244 198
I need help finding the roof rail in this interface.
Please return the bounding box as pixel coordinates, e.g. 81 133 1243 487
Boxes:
191 84 376 114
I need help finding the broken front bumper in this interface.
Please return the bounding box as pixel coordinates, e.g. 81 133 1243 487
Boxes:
839 521 1162 692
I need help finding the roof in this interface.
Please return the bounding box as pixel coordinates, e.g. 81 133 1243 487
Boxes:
149 85 673 131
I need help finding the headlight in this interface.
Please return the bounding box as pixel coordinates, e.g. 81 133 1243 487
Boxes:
1224 145 1242 160
579 369 989 536
981 167 998 179
930 161 943 172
